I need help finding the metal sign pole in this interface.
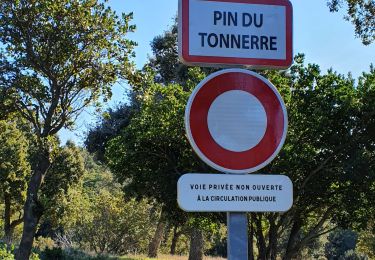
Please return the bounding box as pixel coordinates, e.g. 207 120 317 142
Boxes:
180 1 293 259
227 212 248 260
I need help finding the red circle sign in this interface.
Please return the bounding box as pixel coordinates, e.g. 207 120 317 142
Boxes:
185 69 288 174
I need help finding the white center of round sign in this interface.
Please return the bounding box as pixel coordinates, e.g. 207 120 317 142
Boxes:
207 90 267 152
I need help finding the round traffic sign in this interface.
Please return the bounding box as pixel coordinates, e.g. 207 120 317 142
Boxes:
185 69 288 174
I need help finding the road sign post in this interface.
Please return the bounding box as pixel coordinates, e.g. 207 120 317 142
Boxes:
178 1 293 259
182 69 290 260
228 213 248 260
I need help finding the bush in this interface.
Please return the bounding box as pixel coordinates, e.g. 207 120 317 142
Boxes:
325 229 358 260
39 247 64 259
0 243 40 260
39 247 117 260
0 243 14 260
33 237 56 251
339 249 368 260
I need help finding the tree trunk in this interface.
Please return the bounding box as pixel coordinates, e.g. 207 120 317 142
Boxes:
254 214 267 260
170 225 181 255
188 227 204 260
16 151 50 260
4 192 13 245
248 215 255 260
148 211 166 258
267 215 278 260
282 217 302 260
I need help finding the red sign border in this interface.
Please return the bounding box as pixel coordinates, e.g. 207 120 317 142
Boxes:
178 0 293 69
185 69 288 174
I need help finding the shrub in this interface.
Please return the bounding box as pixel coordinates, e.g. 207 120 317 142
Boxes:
339 249 368 260
33 237 56 251
39 246 118 260
0 243 14 260
325 229 358 259
39 247 64 259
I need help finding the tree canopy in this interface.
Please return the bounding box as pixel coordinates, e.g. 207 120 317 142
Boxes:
0 120 30 245
0 0 136 258
0 0 136 139
85 103 134 162
106 70 208 223
327 0 375 45
258 58 375 259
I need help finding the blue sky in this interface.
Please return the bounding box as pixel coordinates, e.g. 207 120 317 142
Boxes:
59 0 375 145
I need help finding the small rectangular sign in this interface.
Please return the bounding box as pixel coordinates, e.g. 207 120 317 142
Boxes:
178 0 293 69
177 173 293 212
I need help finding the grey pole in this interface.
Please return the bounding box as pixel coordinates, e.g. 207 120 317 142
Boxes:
227 212 248 260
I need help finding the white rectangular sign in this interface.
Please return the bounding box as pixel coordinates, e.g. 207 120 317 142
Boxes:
178 0 293 69
177 173 293 212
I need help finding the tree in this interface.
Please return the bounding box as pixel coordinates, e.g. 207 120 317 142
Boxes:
37 141 86 238
246 58 375 260
85 103 134 162
0 120 86 246
339 250 368 260
106 67 225 258
357 219 375 258
51 150 158 255
327 0 375 45
0 0 135 258
148 23 217 86
188 228 204 260
148 18 189 86
106 79 191 257
72 190 156 255
0 120 30 245
325 229 358 259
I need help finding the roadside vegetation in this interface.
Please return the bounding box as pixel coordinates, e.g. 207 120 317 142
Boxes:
0 0 374 259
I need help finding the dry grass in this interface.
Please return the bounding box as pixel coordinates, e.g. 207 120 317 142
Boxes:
120 254 226 260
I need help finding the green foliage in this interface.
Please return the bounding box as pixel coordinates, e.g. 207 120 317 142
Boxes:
38 247 117 260
107 81 189 203
106 75 223 229
325 229 358 259
0 0 136 257
253 57 375 258
99 16 375 260
146 22 216 87
0 243 40 260
85 103 135 162
159 232 190 256
0 242 14 260
0 119 31 243
38 142 86 231
76 191 156 255
53 152 158 255
0 0 136 138
357 219 375 258
204 224 227 257
39 247 64 260
105 68 226 258
278 60 375 229
42 142 85 201
148 20 188 85
339 250 368 260
103 23 215 230
0 120 30 205
107 52 375 259
327 0 375 45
